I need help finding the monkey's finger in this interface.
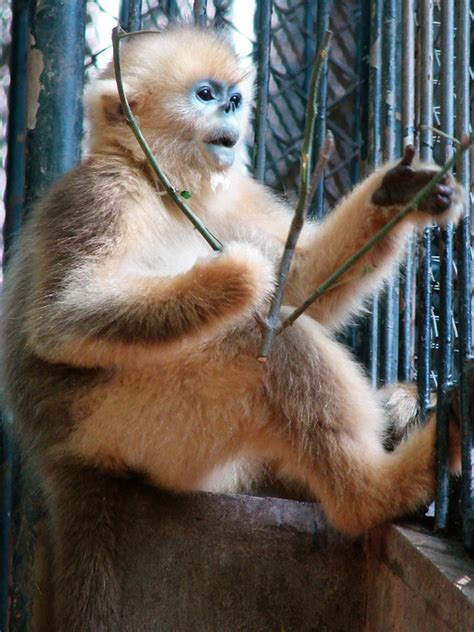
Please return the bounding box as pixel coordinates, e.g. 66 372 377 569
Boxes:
399 144 416 167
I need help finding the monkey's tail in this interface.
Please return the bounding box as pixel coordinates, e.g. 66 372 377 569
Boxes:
45 458 127 632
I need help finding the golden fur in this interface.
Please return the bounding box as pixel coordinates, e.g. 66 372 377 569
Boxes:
1 26 463 631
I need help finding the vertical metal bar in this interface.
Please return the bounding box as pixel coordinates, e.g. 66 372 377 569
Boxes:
252 0 273 183
401 0 415 148
398 0 416 382
3 0 28 264
350 2 366 187
25 0 86 212
434 0 455 532
1 3 29 630
119 0 129 29
358 0 371 176
382 0 396 161
349 0 372 363
128 0 143 32
9 2 86 628
213 1 231 29
416 0 433 420
455 0 473 554
398 98 414 375
312 0 331 220
193 0 207 27
303 3 317 93
166 0 179 21
380 0 399 384
368 0 383 170
365 0 384 387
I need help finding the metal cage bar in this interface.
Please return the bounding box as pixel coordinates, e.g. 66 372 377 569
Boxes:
416 0 434 420
434 0 455 532
455 0 473 554
379 0 399 384
1 2 29 630
398 0 416 383
193 0 207 27
252 0 273 183
6 2 87 629
365 0 384 386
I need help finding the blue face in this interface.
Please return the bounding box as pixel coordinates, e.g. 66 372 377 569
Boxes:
191 79 243 168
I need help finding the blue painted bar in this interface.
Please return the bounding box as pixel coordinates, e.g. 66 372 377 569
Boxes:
416 0 433 420
166 0 179 21
193 0 207 27
303 3 317 93
398 0 415 382
3 0 28 264
1 2 29 629
119 0 129 29
120 0 142 31
24 0 86 212
312 0 331 220
455 0 473 554
252 0 273 183
9 2 87 628
379 0 399 385
434 0 455 532
128 0 143 31
365 0 384 387
213 1 231 29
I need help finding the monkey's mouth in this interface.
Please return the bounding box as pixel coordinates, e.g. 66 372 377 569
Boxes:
203 131 239 169
205 135 238 149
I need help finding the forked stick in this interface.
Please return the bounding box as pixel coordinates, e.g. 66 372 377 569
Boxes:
258 32 332 362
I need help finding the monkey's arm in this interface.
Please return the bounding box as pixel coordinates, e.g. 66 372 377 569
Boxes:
26 242 274 368
285 150 463 330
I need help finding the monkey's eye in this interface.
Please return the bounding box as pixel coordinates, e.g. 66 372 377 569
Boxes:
197 87 215 102
229 93 242 108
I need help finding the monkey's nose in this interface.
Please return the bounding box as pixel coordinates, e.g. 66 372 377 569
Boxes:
223 101 237 114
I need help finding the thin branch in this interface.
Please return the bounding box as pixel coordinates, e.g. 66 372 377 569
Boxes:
306 131 334 215
420 125 462 146
111 26 223 252
258 31 332 362
280 134 473 331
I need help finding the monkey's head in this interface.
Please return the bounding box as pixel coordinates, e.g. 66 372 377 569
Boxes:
87 28 254 190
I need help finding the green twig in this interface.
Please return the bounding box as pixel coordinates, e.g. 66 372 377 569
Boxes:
420 125 462 146
281 134 473 331
111 26 223 252
258 31 332 362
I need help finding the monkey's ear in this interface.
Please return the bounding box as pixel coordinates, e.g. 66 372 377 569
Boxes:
86 79 145 123
101 94 145 122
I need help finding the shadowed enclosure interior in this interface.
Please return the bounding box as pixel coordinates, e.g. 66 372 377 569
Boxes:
0 0 472 629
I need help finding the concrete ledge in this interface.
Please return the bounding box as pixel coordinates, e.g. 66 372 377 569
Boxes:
26 485 474 631
119 489 366 632
364 522 474 632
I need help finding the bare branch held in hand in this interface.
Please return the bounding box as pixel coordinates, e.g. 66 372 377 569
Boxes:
111 26 223 252
258 31 333 362
280 134 473 331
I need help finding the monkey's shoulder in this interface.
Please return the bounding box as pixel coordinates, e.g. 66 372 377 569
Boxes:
24 157 145 263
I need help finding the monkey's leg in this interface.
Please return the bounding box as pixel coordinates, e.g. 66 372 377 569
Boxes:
263 315 460 536
44 459 128 632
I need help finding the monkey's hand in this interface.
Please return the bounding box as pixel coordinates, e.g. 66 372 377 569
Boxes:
371 145 464 226
211 242 276 312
